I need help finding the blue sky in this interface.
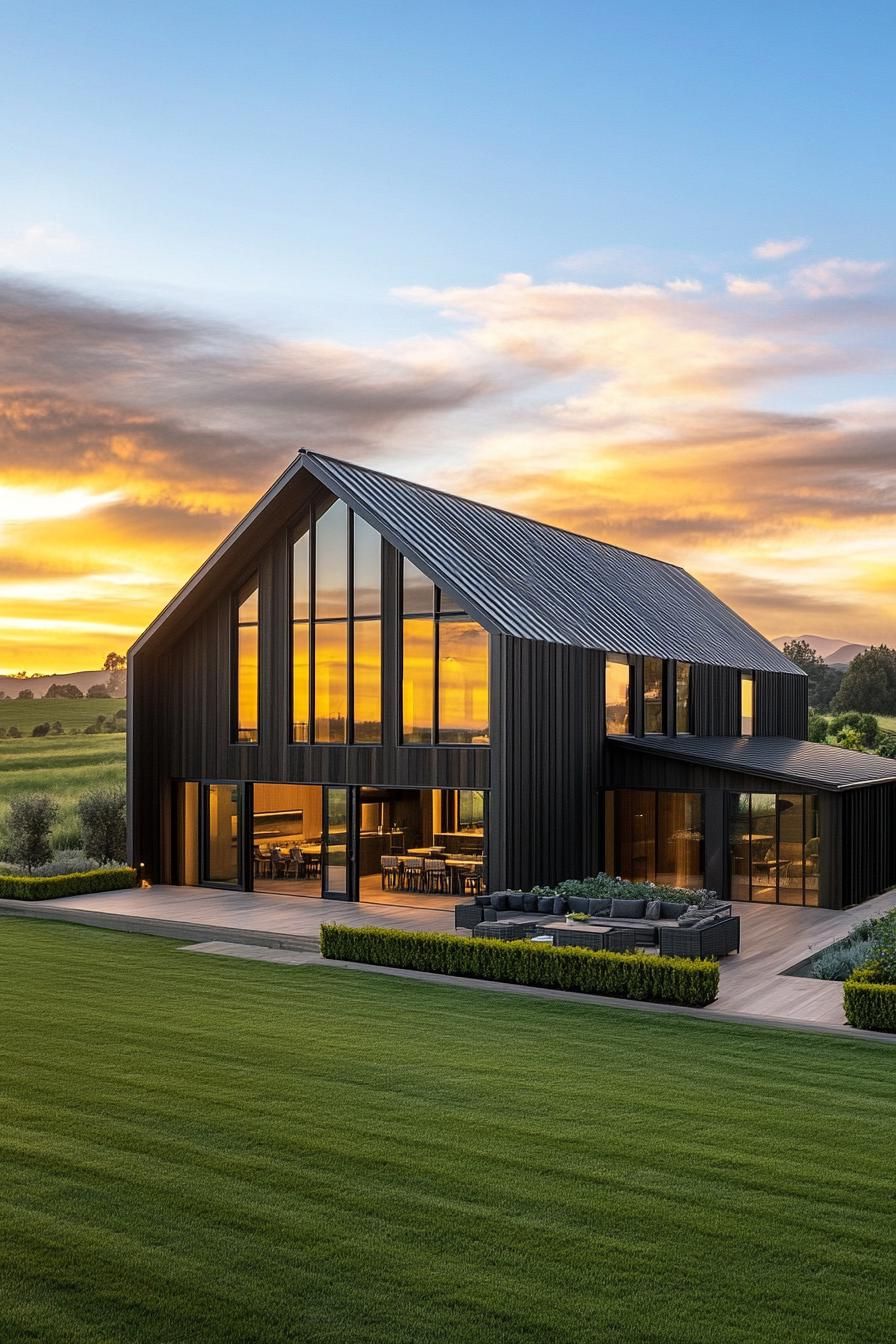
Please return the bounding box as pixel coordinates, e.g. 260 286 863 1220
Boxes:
1 1 895 669
3 1 894 334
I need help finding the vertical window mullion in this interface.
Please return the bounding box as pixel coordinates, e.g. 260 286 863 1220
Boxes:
432 596 439 745
347 512 355 744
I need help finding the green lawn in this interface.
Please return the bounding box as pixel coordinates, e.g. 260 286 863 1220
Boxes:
0 733 125 845
878 714 896 734
1 921 894 1344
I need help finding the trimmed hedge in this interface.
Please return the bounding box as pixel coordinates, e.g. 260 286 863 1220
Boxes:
0 868 137 901
844 963 896 1033
320 925 719 1008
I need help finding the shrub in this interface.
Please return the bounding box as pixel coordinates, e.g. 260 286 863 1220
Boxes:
843 964 896 1033
0 867 137 901
77 786 127 865
809 937 876 982
5 794 58 872
86 684 111 698
320 925 719 1008
45 683 84 699
550 873 719 908
870 908 896 983
31 721 51 737
6 725 21 739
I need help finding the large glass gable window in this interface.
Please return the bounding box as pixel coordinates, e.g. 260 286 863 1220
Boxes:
401 561 489 745
291 501 382 744
234 577 259 743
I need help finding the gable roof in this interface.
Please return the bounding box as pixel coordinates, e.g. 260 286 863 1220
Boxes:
132 449 800 674
610 734 896 791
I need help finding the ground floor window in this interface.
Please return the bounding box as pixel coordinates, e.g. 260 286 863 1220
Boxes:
728 793 820 906
604 789 704 889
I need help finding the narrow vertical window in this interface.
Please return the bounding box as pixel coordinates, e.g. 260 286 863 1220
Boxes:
234 577 258 743
643 657 664 734
402 560 434 744
675 662 691 734
291 528 309 742
437 616 489 744
605 653 630 735
740 671 754 736
352 514 382 743
314 500 348 742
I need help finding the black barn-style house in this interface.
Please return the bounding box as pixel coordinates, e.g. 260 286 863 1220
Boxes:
128 450 896 910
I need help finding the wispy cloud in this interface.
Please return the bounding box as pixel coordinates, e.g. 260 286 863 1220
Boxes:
0 222 81 267
725 275 776 297
665 278 703 294
791 256 890 299
753 237 809 260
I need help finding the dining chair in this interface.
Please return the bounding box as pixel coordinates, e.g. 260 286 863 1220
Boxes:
423 858 448 894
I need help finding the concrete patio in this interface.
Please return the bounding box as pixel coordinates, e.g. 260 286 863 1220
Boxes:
2 882 895 1034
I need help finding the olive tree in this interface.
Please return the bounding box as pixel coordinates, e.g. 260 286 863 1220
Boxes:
77 786 127 864
7 794 58 873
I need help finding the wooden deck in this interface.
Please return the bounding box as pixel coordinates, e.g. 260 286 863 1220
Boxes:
3 883 895 1033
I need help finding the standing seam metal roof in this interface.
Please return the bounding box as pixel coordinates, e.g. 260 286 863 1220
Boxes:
305 451 800 674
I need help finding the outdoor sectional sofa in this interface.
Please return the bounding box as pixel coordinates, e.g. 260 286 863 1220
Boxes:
454 890 739 956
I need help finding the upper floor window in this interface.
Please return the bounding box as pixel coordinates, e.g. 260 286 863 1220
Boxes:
643 657 664 734
234 576 259 743
675 661 691 734
605 653 631 735
291 500 382 745
740 671 754 736
401 560 489 745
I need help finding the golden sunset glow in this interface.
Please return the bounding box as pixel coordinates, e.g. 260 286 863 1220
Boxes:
1 264 894 672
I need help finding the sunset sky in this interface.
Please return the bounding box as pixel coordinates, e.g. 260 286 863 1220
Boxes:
1 2 894 672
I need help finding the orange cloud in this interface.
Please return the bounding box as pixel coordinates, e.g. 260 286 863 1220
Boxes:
1 264 894 671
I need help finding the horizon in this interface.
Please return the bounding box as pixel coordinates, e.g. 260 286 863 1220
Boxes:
1 1 894 670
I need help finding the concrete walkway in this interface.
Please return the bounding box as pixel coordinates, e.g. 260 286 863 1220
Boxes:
3 881 895 1037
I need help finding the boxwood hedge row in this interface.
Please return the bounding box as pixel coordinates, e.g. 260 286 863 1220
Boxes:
0 867 137 901
320 925 719 1007
843 963 896 1034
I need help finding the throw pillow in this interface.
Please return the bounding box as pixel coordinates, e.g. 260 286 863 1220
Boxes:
537 895 556 913
491 892 509 911
569 896 590 914
645 899 663 921
523 892 538 912
588 898 612 916
661 900 688 919
475 894 491 908
553 896 568 916
507 893 524 911
609 898 646 919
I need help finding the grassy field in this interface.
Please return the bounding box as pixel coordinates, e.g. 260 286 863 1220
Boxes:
878 714 896 734
0 733 125 844
0 695 125 732
1 920 894 1344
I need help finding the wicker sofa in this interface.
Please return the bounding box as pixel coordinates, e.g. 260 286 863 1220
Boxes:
455 890 738 955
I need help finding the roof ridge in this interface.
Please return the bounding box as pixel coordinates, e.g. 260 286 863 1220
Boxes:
300 448 689 573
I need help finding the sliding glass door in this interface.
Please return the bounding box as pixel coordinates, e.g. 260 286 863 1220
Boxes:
202 783 243 887
322 786 358 900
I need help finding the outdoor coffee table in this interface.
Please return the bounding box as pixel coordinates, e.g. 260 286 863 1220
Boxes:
472 920 541 941
542 921 637 952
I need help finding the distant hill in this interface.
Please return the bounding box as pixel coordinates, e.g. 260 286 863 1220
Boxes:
773 635 868 667
0 669 109 699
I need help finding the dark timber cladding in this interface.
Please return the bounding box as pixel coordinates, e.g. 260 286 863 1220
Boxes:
128 446 896 912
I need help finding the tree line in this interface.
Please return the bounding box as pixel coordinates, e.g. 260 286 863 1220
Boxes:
783 640 896 716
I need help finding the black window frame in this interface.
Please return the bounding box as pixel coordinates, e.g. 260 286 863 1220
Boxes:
399 558 489 747
231 572 259 746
